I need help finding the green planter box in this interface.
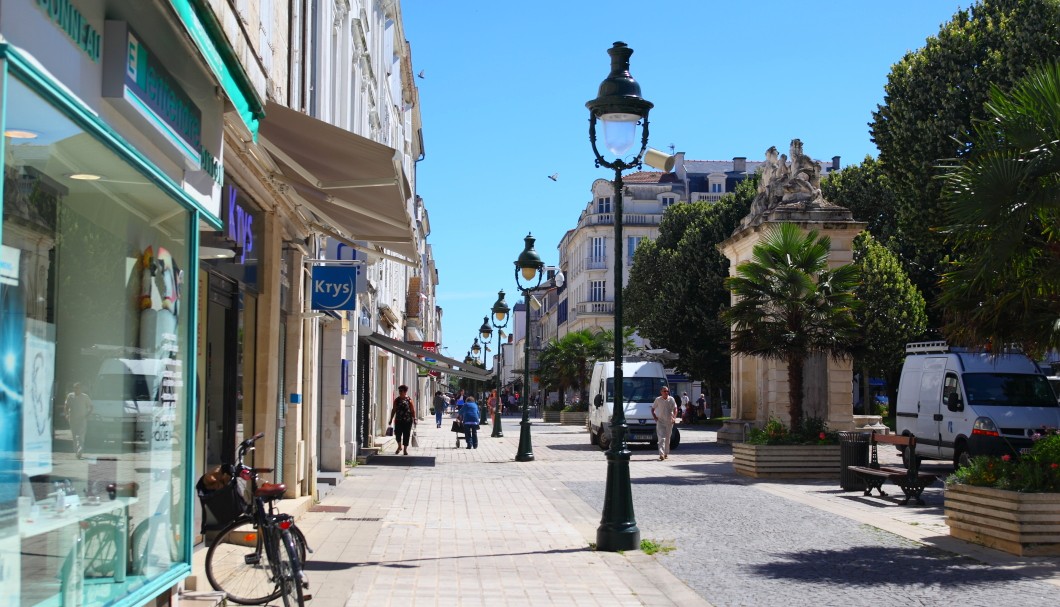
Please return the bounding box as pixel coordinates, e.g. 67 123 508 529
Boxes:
542 411 561 423
559 411 588 426
945 484 1060 556
732 443 841 479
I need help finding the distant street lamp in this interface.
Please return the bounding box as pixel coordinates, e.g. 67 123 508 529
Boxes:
489 292 510 437
513 234 544 462
586 41 654 552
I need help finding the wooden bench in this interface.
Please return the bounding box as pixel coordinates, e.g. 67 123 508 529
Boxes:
846 432 938 505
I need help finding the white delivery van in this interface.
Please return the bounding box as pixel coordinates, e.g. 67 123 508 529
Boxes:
896 341 1060 467
588 359 678 449
86 357 167 450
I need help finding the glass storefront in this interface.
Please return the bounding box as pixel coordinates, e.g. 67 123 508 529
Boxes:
1 70 193 605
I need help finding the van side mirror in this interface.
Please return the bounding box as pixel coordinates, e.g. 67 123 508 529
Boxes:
946 392 963 412
594 394 603 408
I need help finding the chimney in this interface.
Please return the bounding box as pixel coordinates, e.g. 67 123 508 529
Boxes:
733 157 747 173
674 152 687 180
832 156 841 171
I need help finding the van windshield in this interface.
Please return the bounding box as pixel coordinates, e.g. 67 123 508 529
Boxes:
605 378 668 403
962 373 1057 408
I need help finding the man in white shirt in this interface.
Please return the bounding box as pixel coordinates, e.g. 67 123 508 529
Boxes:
652 387 678 461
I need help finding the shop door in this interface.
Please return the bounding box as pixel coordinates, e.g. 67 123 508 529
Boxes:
205 274 239 468
357 341 370 448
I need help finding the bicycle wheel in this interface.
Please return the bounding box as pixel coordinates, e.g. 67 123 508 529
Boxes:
275 528 305 607
82 522 120 578
130 516 182 575
205 517 280 604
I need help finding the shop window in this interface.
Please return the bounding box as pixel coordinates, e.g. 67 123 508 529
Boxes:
1 76 191 605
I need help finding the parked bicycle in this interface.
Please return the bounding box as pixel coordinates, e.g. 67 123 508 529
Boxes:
202 432 310 605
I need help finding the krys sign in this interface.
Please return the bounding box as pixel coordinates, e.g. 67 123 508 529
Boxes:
311 266 358 311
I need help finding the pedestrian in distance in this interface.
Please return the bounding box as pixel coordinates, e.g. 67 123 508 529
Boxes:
696 394 707 420
64 382 93 458
652 386 678 460
458 396 481 449
389 385 416 455
433 391 447 428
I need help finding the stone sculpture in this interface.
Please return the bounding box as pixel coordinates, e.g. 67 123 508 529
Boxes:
744 139 836 227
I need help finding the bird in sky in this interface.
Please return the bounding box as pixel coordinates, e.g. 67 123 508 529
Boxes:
548 173 558 181
417 70 425 79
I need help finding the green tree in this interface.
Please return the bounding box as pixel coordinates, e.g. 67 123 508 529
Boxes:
537 329 610 408
722 223 861 427
869 0 1060 316
820 156 898 245
938 62 1060 354
851 232 929 407
626 176 756 393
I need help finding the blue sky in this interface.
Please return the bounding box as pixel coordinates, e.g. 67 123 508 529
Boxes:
401 0 969 365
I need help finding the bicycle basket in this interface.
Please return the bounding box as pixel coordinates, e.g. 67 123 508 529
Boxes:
196 464 250 532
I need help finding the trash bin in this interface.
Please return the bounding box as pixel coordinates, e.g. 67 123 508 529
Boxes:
839 431 871 491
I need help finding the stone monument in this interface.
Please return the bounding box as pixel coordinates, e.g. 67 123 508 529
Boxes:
717 140 866 443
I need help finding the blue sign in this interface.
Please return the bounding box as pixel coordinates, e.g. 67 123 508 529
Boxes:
311 266 358 310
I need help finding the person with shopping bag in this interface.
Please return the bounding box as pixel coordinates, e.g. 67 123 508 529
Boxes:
389 385 416 455
458 395 481 449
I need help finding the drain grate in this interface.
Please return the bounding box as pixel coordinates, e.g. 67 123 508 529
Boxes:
334 517 382 522
308 505 350 513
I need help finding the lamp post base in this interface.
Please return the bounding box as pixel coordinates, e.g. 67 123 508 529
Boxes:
515 419 534 461
491 409 503 437
596 444 640 552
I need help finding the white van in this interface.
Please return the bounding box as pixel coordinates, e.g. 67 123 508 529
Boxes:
588 360 677 449
86 357 168 450
896 341 1060 467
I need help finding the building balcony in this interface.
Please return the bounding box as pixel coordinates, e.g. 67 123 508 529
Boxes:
692 192 724 203
574 300 614 315
586 256 607 270
577 212 661 229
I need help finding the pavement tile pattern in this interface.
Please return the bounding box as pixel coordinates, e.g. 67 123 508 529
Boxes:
198 417 1060 606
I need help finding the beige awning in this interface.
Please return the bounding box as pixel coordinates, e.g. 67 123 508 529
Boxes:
364 333 492 381
258 102 417 260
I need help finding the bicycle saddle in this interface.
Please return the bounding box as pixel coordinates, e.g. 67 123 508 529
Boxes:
255 482 286 499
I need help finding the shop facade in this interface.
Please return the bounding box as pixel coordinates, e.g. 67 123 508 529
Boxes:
0 0 261 605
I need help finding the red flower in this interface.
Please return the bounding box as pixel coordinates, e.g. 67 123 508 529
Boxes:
819 432 826 440
1051 463 1059 470
1002 455 1011 462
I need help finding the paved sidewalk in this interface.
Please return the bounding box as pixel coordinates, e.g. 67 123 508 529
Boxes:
197 417 1060 606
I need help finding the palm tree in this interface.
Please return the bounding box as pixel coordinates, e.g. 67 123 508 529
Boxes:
722 222 861 428
939 62 1060 354
538 329 611 408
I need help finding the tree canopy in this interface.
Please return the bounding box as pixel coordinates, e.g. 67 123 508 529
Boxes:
537 329 611 407
625 176 756 388
869 0 1060 317
938 61 1060 354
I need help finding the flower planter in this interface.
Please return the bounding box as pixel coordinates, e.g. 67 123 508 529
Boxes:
732 443 841 479
945 484 1060 556
559 411 588 426
542 411 561 423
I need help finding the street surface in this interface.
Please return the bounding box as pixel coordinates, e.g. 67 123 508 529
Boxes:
215 419 1060 606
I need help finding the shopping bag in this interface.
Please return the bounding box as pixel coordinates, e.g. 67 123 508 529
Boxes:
410 432 419 447
385 425 394 436
450 420 462 433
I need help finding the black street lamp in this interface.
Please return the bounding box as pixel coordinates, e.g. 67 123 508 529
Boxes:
489 292 510 437
513 233 544 462
587 41 653 552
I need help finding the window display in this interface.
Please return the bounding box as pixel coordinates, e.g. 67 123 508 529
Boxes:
1 76 191 605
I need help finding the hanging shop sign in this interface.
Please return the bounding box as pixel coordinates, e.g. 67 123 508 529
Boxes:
311 266 358 311
325 238 367 294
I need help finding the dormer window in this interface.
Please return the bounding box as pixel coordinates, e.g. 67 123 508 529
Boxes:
597 197 612 214
661 195 675 206
711 183 722 193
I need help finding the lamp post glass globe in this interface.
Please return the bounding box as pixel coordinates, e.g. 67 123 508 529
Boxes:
480 317 493 341
472 338 481 357
587 40 653 553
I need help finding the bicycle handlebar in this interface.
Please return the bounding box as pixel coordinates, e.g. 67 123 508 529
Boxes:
236 432 267 462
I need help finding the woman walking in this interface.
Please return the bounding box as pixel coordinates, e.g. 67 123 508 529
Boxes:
458 396 480 449
389 385 416 455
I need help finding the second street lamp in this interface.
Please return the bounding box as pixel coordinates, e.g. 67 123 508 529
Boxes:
489 291 510 438
587 40 654 552
513 233 544 462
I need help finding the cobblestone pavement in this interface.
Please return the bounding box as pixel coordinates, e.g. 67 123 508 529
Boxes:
254 417 1060 607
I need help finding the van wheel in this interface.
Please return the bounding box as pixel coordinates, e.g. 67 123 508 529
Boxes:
901 446 921 469
953 444 972 470
598 430 611 450
589 425 599 446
